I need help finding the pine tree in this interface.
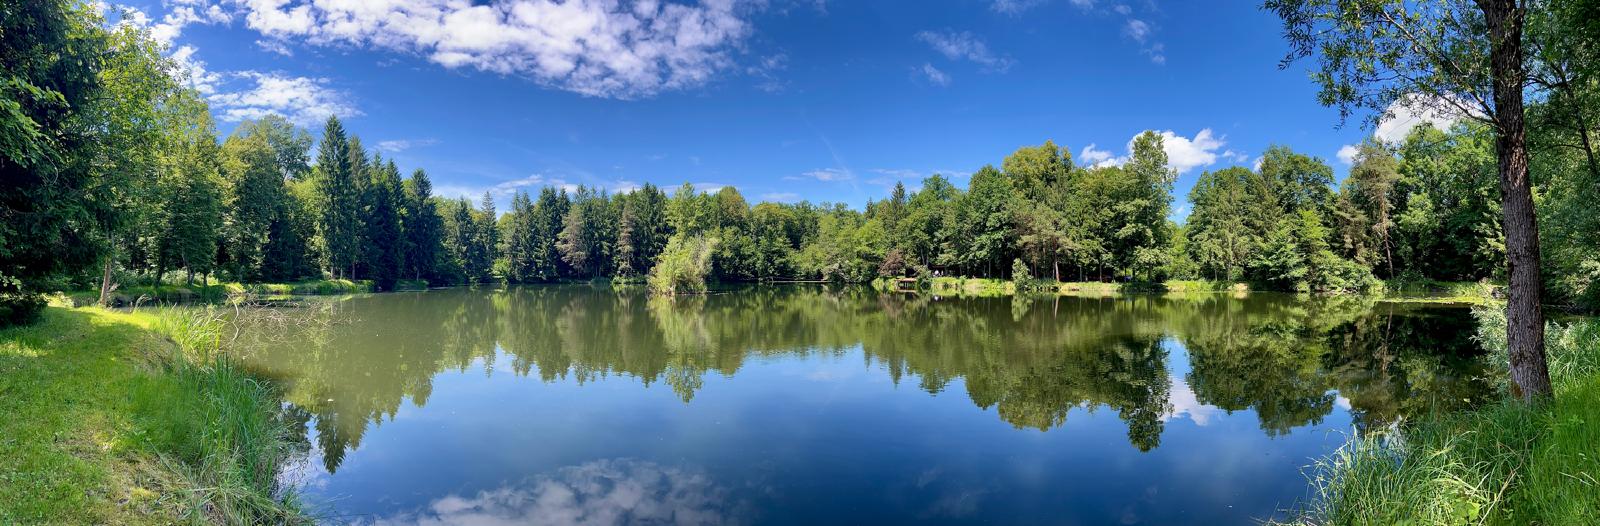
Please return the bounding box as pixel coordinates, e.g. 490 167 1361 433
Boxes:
364 160 405 290
314 117 359 279
402 170 443 282
470 192 498 282
531 187 570 279
505 191 538 282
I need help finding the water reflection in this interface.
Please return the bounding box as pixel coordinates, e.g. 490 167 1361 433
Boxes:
234 286 1491 477
366 459 744 526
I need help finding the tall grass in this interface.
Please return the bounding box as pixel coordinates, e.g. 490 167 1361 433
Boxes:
138 307 308 524
1280 306 1600 525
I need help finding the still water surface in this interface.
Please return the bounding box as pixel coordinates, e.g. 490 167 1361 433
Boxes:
232 286 1493 525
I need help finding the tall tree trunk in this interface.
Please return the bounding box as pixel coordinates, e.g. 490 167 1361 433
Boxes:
98 254 113 307
1481 0 1552 401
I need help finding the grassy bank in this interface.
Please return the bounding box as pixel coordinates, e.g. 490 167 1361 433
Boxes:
0 307 307 524
1280 308 1600 525
885 276 1496 303
61 278 420 307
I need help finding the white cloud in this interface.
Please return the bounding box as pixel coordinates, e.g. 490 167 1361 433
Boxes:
1163 375 1223 426
1069 0 1096 9
1221 149 1250 164
1150 128 1225 173
1336 144 1360 165
369 459 740 526
1373 93 1474 144
168 44 358 127
1079 143 1116 167
208 71 360 127
787 168 852 182
991 0 1046 14
113 2 231 46
915 30 1014 72
1124 19 1151 43
234 0 754 99
919 63 951 86
377 139 440 153
255 39 294 56
761 192 801 203
1086 129 1229 173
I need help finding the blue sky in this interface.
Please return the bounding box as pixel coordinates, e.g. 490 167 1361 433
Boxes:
118 0 1449 220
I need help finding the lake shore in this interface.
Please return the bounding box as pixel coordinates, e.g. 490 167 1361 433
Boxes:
61 278 429 307
872 276 1501 304
0 306 308 524
1279 308 1600 524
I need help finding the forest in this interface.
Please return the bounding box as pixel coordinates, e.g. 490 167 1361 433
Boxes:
5 0 1600 320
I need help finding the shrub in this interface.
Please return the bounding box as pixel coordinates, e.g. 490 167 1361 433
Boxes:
0 274 45 327
648 235 718 296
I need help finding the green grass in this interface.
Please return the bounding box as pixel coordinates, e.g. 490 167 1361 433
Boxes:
1279 308 1600 525
65 279 377 306
924 277 1253 297
928 276 1013 296
0 307 308 524
1380 279 1501 305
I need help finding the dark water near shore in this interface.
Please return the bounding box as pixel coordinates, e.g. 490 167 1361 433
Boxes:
231 285 1494 525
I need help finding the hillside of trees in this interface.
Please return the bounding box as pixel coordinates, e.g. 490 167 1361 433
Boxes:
5 1 1600 326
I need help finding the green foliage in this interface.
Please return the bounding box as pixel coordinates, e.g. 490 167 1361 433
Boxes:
363 161 405 290
402 170 443 283
795 208 887 283
313 117 360 279
648 234 718 295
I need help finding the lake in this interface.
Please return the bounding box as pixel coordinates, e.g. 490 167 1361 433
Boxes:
231 285 1494 525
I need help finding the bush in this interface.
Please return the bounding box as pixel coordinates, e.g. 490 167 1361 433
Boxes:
648 234 718 296
0 276 44 328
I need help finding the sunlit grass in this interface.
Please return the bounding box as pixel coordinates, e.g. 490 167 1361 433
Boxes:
0 307 308 524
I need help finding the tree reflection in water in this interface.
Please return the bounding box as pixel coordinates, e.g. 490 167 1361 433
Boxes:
231 285 1492 474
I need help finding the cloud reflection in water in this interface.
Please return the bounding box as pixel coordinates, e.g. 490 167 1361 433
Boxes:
369 459 744 526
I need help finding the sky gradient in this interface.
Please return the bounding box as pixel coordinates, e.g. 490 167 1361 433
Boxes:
117 0 1454 219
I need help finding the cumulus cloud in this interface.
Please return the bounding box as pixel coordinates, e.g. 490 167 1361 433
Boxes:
1078 143 1116 167
208 71 360 127
915 30 1014 72
1085 129 1229 173
918 63 951 86
1336 144 1360 165
1373 93 1477 143
234 0 754 99
1151 129 1225 173
370 459 742 526
113 2 232 46
169 44 358 127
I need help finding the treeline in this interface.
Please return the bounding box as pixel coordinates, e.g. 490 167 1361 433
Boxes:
6 1 1600 326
